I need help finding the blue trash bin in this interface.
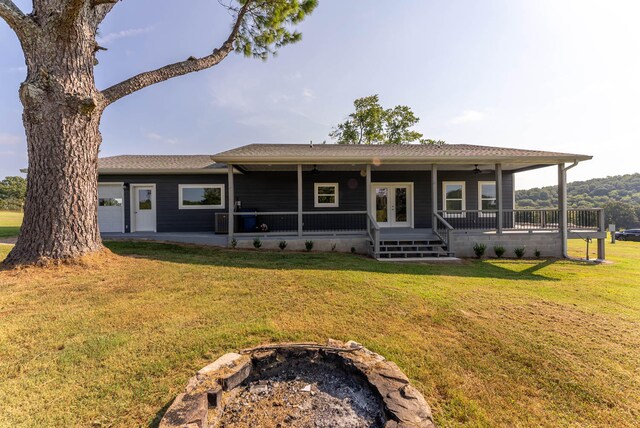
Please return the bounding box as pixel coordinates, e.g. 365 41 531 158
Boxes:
239 210 257 232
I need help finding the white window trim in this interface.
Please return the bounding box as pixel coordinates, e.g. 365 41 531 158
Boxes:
442 181 466 218
478 181 497 217
314 183 339 208
179 184 225 210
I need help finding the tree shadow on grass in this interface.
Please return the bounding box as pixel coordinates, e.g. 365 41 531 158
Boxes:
0 226 20 239
103 241 573 281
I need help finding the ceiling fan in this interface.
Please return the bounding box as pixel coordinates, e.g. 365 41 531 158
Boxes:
473 164 482 175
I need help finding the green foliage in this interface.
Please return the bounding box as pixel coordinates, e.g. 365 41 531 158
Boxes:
514 247 526 259
493 245 505 258
232 0 318 60
473 242 487 258
534 249 541 259
230 238 238 248
278 240 287 250
0 176 27 211
252 238 262 249
329 94 445 145
304 240 314 251
350 246 356 254
516 173 640 228
604 201 639 229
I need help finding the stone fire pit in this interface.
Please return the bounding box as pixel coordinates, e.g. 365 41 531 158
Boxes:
160 340 435 428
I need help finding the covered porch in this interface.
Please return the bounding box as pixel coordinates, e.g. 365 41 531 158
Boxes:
214 160 605 260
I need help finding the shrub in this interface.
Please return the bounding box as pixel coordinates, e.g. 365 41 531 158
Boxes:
230 238 237 249
534 249 541 259
278 240 287 251
473 242 487 258
514 247 526 259
331 243 337 252
493 245 505 258
253 238 262 249
305 240 314 252
351 246 356 254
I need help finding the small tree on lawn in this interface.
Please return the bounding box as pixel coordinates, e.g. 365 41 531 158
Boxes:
0 0 317 266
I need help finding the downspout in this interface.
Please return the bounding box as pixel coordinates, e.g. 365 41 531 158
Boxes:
560 160 579 258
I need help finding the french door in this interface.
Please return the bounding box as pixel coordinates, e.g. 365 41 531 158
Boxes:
371 183 413 228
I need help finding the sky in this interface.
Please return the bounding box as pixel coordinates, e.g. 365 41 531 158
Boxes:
1 0 639 189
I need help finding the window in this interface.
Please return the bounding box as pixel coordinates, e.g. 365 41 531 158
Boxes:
179 184 225 209
98 198 122 207
442 181 465 217
478 181 497 216
314 183 339 208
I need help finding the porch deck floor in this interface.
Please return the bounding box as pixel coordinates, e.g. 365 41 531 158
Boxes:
101 228 441 248
379 228 438 241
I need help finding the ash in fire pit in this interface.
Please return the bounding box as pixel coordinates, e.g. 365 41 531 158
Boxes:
160 340 435 428
220 358 384 427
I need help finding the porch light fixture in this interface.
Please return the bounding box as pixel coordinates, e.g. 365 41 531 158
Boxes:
473 164 481 175
311 164 319 174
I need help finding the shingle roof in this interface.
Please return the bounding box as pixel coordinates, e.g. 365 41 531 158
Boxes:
98 155 221 172
211 143 591 164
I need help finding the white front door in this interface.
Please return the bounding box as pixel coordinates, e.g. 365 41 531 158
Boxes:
132 185 156 232
371 183 413 228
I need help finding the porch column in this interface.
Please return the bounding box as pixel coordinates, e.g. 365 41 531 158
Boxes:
228 164 234 242
297 164 303 237
365 164 371 217
495 163 503 234
558 163 568 257
597 208 606 260
431 164 438 219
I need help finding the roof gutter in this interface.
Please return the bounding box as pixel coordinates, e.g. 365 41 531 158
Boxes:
210 155 593 165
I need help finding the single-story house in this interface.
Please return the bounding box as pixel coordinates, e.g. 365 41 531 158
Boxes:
97 143 606 260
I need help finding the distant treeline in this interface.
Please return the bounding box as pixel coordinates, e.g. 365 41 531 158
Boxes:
0 176 27 211
516 173 640 228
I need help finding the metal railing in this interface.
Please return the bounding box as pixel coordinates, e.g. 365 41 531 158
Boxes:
302 211 367 234
436 209 604 232
433 212 453 246
215 211 368 235
366 212 380 257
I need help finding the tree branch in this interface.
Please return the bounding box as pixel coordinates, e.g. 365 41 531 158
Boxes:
0 0 36 40
91 0 119 26
101 1 251 106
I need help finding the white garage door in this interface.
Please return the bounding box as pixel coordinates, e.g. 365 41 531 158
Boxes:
98 184 124 233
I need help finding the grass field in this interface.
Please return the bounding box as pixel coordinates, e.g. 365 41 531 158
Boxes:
0 216 639 426
0 210 21 238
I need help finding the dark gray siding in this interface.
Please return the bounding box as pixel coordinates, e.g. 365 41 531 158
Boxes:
99 169 514 232
99 174 227 233
437 171 514 211
303 171 366 211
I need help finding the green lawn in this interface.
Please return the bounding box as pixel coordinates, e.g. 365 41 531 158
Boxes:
0 210 22 238
0 227 639 426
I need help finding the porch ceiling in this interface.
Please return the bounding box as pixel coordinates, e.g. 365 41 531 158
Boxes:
232 162 559 173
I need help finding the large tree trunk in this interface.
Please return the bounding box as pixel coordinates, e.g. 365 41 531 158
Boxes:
3 12 107 266
0 0 311 267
